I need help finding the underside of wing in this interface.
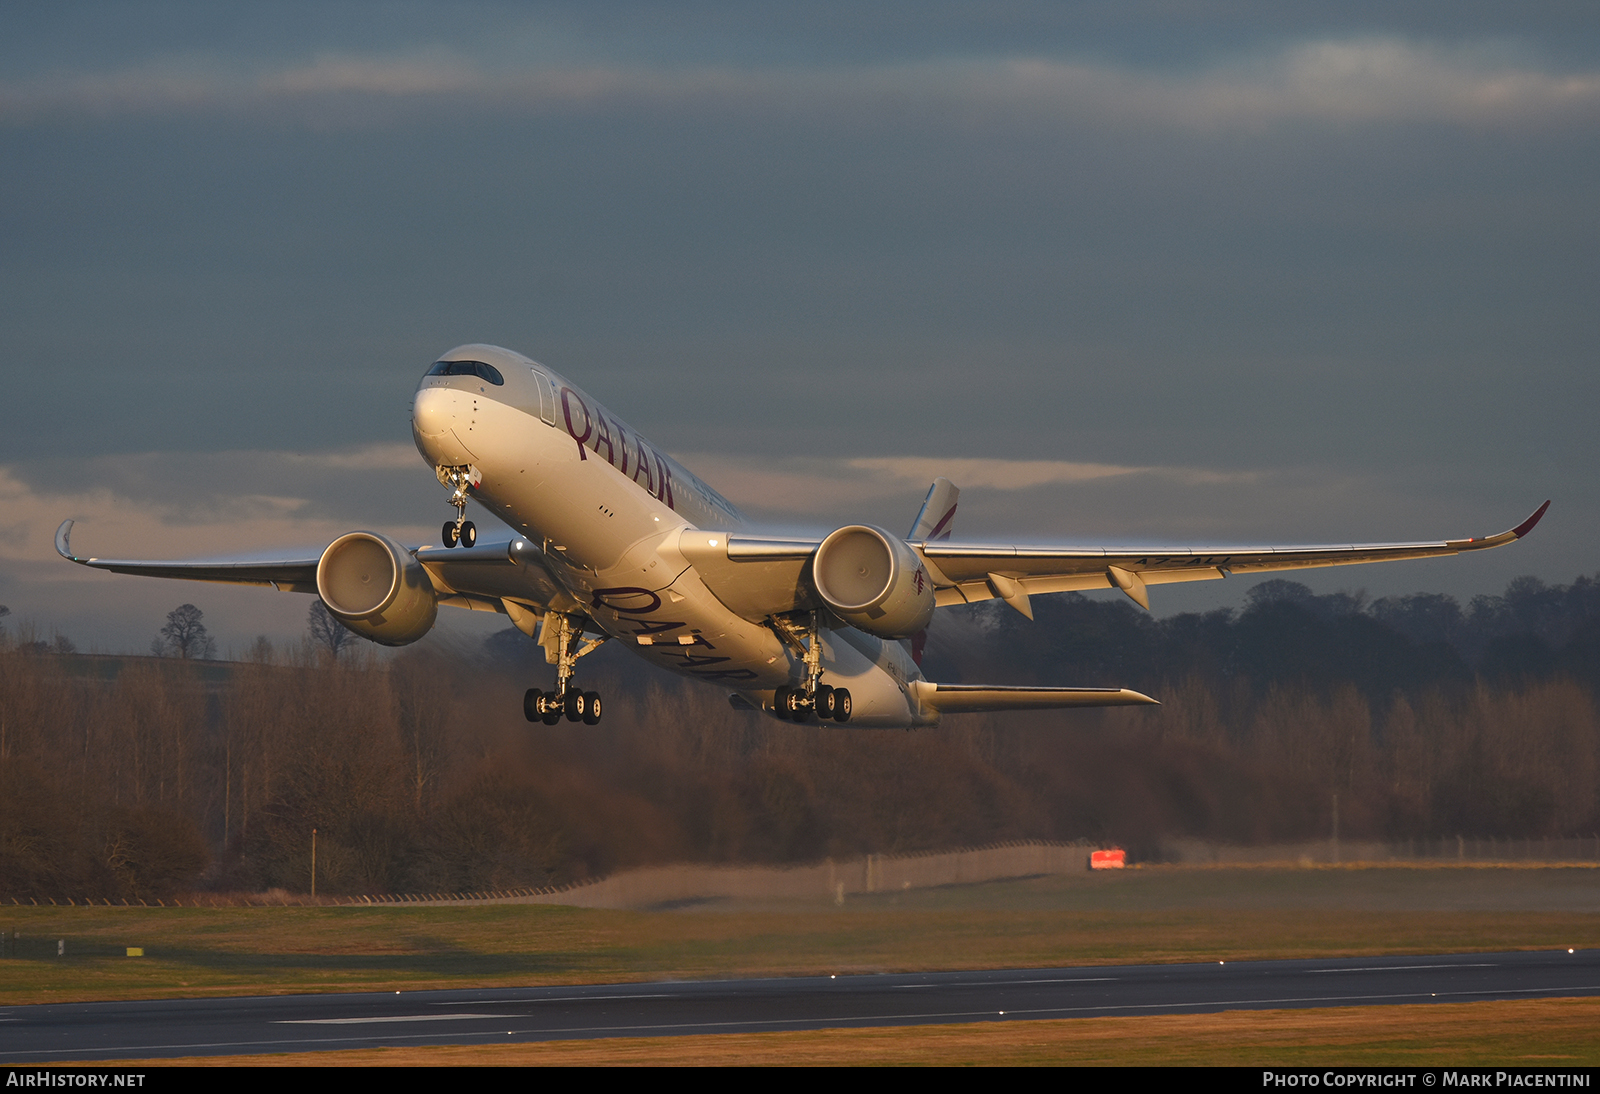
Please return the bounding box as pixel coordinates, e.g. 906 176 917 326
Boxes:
916 501 1550 615
55 519 575 621
414 538 580 617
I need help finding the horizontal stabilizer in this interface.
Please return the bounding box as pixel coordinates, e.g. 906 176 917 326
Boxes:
915 682 1158 713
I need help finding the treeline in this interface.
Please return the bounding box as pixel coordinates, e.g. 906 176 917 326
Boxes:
924 572 1600 699
0 572 1597 901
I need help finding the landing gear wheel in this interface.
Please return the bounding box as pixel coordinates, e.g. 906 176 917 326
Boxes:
564 689 584 722
833 688 852 723
524 688 543 723
773 687 792 720
582 691 602 725
443 521 459 548
815 685 836 720
459 521 476 548
783 688 807 722
541 702 562 725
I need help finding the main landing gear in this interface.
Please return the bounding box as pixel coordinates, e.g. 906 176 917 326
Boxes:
437 465 477 548
769 611 852 723
523 611 607 726
524 686 602 726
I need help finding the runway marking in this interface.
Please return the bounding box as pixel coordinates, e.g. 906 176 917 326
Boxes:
278 1013 516 1025
1014 978 1117 984
429 995 674 1005
1307 963 1497 974
996 983 1600 1019
14 985 1600 1062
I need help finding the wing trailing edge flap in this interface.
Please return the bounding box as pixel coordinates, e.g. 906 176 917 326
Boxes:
912 681 1158 713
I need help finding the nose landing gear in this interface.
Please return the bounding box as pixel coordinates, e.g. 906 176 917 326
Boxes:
437 465 478 548
522 611 608 726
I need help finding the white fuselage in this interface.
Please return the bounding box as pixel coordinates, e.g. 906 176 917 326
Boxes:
409 344 932 727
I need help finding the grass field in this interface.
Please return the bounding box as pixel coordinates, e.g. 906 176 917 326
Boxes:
3 865 1596 1007
7 866 1598 1066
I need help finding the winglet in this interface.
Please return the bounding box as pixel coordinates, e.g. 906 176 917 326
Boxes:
1512 500 1551 540
55 520 79 562
1449 501 1551 551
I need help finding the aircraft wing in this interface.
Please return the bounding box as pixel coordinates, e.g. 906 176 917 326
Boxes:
54 520 578 618
916 501 1550 615
55 520 323 592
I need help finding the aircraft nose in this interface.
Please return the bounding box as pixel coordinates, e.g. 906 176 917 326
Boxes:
411 386 477 464
411 386 457 438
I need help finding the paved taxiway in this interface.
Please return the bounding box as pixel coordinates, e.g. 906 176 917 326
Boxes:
3 950 1596 1062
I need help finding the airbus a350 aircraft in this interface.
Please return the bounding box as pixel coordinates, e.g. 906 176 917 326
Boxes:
57 345 1548 729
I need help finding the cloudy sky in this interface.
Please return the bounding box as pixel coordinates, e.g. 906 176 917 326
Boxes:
1 2 1595 654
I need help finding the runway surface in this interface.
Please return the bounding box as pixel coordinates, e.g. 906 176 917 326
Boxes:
3 949 1597 1062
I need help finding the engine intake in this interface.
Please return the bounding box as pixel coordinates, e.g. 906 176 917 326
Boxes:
812 524 935 639
315 531 439 646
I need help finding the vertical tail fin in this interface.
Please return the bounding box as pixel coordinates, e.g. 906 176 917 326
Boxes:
907 478 958 667
908 477 959 541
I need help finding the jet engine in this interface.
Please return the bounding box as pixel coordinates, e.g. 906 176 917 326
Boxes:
812 524 935 639
315 531 439 646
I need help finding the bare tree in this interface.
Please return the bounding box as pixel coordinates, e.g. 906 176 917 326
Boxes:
308 600 357 661
155 604 216 660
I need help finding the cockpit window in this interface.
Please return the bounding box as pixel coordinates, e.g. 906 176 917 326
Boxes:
428 359 505 385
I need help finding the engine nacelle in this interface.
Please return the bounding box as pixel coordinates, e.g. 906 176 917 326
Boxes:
812 524 935 639
315 531 439 646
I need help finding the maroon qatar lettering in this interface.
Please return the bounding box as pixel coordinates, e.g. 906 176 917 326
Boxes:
632 441 655 494
654 451 674 508
619 616 684 637
592 414 617 466
610 417 633 476
591 586 662 613
558 387 677 511
559 387 592 460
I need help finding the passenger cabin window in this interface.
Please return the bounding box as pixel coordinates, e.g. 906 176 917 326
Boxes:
428 360 505 385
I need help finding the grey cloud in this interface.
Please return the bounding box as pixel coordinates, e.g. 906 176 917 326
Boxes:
4 38 1598 130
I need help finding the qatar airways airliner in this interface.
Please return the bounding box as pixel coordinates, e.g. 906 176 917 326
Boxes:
58 344 1548 729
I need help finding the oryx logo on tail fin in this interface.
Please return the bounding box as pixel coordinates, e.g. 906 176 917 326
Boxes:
908 477 959 541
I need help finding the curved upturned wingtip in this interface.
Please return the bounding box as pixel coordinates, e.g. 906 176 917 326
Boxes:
1512 500 1552 540
55 520 79 562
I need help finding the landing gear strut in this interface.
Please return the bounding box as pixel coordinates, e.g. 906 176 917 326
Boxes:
769 611 852 723
437 465 477 548
523 611 607 726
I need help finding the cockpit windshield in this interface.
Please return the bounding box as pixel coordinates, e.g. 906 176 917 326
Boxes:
427 359 505 385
